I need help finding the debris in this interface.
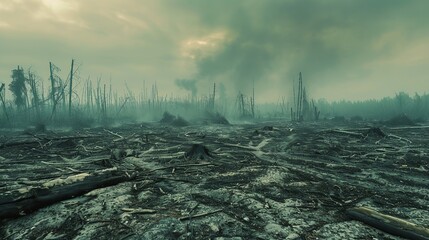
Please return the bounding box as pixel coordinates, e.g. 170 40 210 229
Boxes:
262 126 274 131
54 139 77 149
329 129 364 138
121 208 156 214
147 163 216 173
179 209 223 221
111 148 126 160
1 121 428 239
388 134 412 144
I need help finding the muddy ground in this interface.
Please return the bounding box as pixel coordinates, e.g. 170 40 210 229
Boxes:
0 120 428 239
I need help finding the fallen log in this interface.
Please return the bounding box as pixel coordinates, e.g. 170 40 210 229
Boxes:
0 135 101 149
0 172 136 220
346 206 429 240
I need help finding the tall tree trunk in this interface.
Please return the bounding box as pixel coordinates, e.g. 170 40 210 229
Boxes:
68 59 74 116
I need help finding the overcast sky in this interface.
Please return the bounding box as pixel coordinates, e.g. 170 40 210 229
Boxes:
1 0 428 102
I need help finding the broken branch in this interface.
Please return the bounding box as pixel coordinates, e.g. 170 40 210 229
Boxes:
179 209 223 221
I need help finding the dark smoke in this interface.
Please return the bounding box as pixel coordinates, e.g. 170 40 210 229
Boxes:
175 78 198 97
174 0 422 95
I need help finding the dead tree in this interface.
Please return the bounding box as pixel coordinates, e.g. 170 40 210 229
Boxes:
291 72 320 121
297 72 303 121
0 83 9 121
311 100 320 121
237 92 246 117
27 70 41 119
251 80 255 118
210 82 216 111
291 72 304 121
49 62 66 119
49 62 55 107
68 59 74 116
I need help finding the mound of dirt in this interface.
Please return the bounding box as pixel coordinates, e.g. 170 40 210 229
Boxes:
385 113 415 126
203 112 230 125
365 127 386 138
160 112 176 124
160 112 189 127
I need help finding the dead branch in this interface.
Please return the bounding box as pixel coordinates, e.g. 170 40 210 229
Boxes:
179 209 223 221
148 163 216 173
388 134 412 144
121 208 156 214
327 129 364 138
103 129 124 139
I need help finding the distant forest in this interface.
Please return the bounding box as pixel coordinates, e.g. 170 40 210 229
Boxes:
317 92 429 121
0 64 427 128
261 92 429 122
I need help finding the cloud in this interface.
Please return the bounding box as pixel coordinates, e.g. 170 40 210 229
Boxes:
0 0 428 102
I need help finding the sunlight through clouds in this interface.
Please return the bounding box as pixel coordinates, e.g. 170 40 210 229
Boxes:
182 32 229 60
115 13 149 30
34 0 82 26
40 0 75 12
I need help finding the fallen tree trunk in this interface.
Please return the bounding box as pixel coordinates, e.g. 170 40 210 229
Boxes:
346 206 429 240
0 135 101 149
0 172 136 220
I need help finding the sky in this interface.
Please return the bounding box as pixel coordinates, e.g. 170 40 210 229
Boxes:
0 0 428 103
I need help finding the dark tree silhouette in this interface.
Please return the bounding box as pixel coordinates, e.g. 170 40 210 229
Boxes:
9 66 27 109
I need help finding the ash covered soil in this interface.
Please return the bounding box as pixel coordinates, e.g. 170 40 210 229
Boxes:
0 120 428 239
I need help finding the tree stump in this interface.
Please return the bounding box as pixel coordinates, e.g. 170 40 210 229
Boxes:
185 144 212 160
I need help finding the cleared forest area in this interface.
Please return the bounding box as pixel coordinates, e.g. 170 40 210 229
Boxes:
1 119 428 239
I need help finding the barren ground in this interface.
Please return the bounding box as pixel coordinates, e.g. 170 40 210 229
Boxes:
1 120 428 239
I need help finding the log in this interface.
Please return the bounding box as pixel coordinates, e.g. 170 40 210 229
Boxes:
0 135 99 148
346 206 429 240
0 172 136 220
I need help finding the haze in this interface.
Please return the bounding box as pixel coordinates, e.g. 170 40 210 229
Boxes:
1 0 428 102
